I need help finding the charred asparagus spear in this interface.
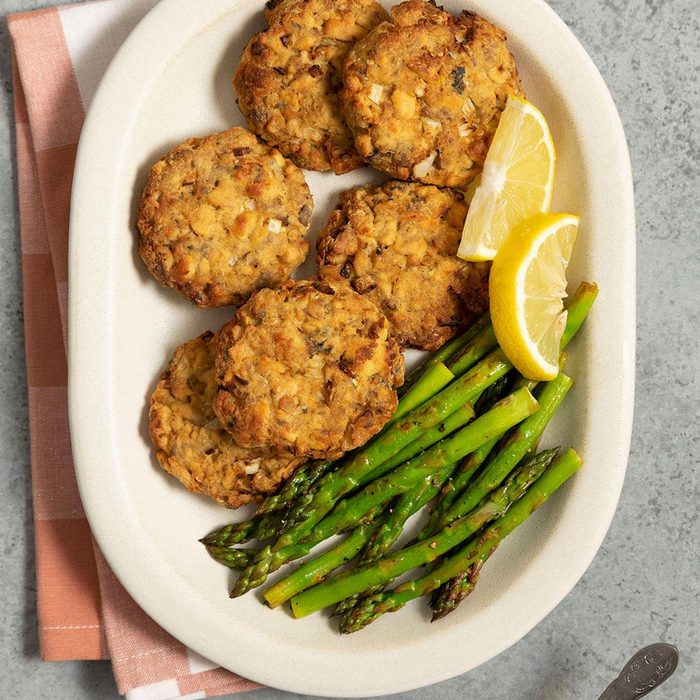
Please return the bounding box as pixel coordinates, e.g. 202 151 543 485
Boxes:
289 444 566 619
336 448 583 632
430 373 573 535
430 446 560 619
204 546 258 570
330 463 458 617
264 465 456 608
256 459 337 515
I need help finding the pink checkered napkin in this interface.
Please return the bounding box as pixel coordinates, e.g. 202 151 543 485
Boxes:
9 1 260 697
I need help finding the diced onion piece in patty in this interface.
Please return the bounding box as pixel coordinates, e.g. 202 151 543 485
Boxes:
369 83 384 104
244 460 261 475
413 151 438 178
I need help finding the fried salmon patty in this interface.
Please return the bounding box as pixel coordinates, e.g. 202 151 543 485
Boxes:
234 0 388 174
149 332 306 508
138 127 312 308
214 280 404 459
317 181 490 350
340 0 523 188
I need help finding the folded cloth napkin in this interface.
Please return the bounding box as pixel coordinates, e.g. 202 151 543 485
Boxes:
9 1 260 697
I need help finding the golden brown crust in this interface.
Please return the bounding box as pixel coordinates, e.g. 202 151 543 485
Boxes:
149 332 306 508
340 0 524 188
138 127 312 308
317 181 490 351
213 280 404 459
233 0 388 174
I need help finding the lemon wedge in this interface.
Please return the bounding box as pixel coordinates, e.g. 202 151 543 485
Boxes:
489 213 579 380
458 96 556 261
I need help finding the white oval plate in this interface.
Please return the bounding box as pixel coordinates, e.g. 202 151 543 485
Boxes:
69 0 635 695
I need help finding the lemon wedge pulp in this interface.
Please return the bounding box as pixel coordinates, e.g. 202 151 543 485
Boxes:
489 213 579 381
458 96 556 262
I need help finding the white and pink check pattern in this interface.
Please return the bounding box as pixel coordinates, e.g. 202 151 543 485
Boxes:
9 1 261 697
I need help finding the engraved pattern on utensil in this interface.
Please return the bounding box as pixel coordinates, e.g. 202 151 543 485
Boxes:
623 645 677 694
597 644 679 700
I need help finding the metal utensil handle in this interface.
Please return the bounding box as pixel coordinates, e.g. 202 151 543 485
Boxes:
598 643 678 700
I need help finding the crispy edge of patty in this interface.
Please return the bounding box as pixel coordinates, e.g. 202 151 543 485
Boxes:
149 331 306 508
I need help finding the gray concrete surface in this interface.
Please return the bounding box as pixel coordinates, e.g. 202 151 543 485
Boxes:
1 0 698 698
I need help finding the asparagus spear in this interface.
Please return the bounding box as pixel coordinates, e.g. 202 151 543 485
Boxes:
373 403 475 474
387 362 455 426
337 448 583 632
334 377 511 615
359 466 454 566
265 466 455 608
204 545 258 570
429 557 487 622
423 374 515 534
330 463 457 617
423 438 498 536
233 388 538 598
430 447 560 620
288 440 554 618
254 509 294 542
561 282 598 348
422 375 541 539
262 507 390 605
421 352 571 610
202 485 320 548
433 373 573 533
331 380 515 615
473 373 514 415
256 459 336 515
399 313 491 395
201 519 260 548
447 326 499 376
